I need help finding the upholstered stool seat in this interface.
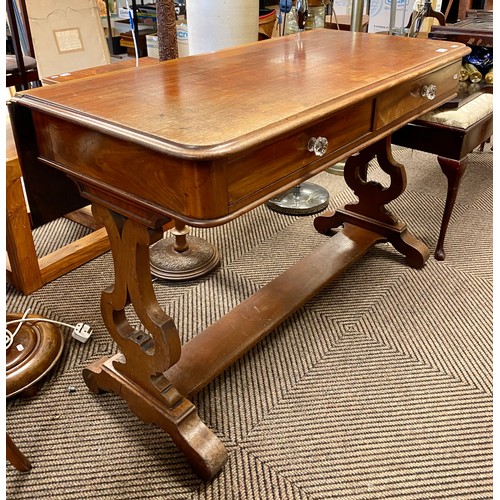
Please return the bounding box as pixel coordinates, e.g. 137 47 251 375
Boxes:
392 92 493 260
418 93 493 129
6 53 41 90
6 54 37 73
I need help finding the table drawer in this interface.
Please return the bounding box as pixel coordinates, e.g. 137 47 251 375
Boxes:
227 98 374 206
374 62 460 130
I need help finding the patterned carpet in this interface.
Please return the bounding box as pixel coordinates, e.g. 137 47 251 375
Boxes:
6 145 492 499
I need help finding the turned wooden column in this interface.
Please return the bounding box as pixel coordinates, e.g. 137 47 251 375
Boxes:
149 0 220 281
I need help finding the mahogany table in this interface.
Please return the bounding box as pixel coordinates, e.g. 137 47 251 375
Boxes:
9 29 469 479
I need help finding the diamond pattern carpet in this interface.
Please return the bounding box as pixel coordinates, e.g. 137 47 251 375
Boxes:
5 145 492 499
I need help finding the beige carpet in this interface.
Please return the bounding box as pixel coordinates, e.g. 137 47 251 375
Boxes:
6 145 492 499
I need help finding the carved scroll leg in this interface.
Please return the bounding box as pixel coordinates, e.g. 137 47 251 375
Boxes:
314 148 374 236
435 156 467 261
387 228 430 269
315 136 429 269
84 355 227 480
82 204 227 479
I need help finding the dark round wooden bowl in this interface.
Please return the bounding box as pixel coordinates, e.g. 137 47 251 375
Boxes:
6 313 65 399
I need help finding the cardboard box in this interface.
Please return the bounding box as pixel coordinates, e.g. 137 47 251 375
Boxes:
146 22 189 59
120 28 155 57
176 22 188 57
146 34 159 58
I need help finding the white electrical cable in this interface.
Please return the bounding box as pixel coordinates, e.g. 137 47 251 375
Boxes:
6 307 31 349
11 307 31 337
331 6 340 30
6 318 76 329
6 309 92 349
126 0 139 68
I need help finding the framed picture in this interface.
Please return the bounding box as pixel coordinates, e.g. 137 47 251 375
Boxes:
53 28 84 54
26 0 110 78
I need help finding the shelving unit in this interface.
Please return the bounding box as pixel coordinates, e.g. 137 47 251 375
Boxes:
103 0 144 56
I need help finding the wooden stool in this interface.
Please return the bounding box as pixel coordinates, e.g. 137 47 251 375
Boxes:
6 433 31 472
7 59 160 295
392 92 493 260
6 115 110 295
6 0 41 92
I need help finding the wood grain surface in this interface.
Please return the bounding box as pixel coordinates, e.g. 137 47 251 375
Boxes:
14 29 469 157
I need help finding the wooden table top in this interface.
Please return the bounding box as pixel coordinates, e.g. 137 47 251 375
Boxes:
15 29 468 160
41 57 160 85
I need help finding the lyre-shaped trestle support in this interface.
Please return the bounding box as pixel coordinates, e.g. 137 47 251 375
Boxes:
82 203 227 480
314 136 429 268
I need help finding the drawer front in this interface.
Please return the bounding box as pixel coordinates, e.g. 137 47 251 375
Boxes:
374 62 460 130
227 98 374 206
32 112 231 221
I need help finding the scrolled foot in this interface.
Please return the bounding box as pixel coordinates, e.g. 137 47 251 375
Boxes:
391 230 430 269
313 210 344 235
82 356 116 394
170 411 228 480
83 354 227 479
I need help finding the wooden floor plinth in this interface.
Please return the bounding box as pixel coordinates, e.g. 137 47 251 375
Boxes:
315 209 430 269
83 354 228 480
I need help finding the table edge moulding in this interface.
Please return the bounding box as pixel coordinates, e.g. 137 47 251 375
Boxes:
8 29 470 479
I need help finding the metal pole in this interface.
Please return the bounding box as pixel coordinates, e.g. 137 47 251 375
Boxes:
389 0 397 35
350 0 364 32
104 0 114 54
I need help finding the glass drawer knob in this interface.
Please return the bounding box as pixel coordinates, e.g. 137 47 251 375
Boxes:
421 84 437 100
308 136 328 157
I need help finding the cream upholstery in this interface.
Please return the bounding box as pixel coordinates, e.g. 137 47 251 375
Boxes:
418 93 493 129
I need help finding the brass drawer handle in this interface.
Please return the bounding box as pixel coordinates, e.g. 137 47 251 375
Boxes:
420 84 437 100
307 136 329 157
